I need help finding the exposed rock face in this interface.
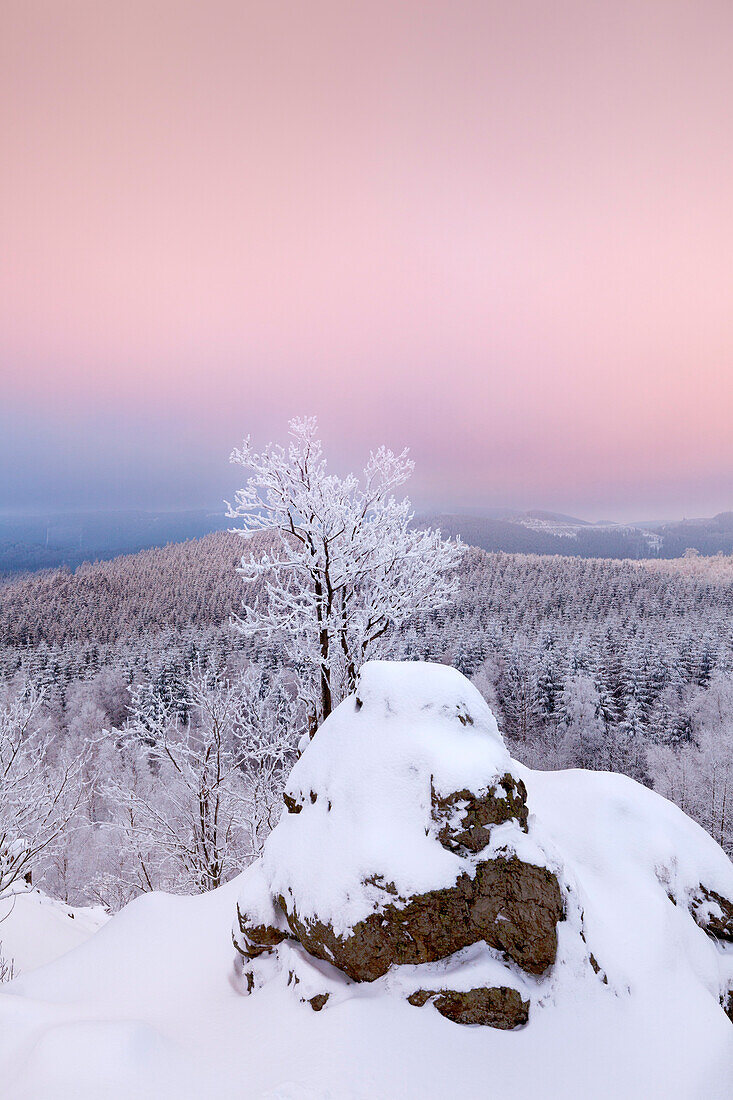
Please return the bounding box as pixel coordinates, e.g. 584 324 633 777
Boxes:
685 887 733 1026
232 859 293 961
431 773 529 852
691 885 733 942
588 953 608 985
234 907 290 960
279 854 563 983
282 792 302 815
407 986 529 1029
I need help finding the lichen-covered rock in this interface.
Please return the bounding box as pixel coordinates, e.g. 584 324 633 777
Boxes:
431 773 529 853
280 854 563 982
232 859 292 960
234 906 290 959
407 985 529 1028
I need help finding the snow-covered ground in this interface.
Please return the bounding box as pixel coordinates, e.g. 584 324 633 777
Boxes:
0 663 731 1099
1 830 730 1099
0 886 107 979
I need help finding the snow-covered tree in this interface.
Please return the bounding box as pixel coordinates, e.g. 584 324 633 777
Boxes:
227 417 463 725
106 666 296 894
498 642 542 742
557 674 606 769
0 685 85 898
687 674 733 852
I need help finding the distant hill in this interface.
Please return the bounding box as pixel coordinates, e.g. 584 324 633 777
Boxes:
0 531 245 646
0 509 231 576
650 512 733 556
417 511 733 559
2 506 733 576
523 509 591 526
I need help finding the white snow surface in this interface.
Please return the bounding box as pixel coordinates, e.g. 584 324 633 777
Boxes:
0 661 732 1098
0 886 107 978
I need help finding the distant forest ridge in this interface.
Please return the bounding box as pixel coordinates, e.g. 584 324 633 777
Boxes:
418 510 733 560
2 506 733 575
2 529 733 655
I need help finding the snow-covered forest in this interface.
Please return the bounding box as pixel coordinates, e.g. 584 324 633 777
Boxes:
2 531 733 914
0 419 729 920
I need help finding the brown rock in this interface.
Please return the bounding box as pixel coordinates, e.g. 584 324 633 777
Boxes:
307 992 330 1012
691 885 733 942
469 857 563 974
588 953 608 985
431 773 529 853
408 985 529 1029
283 792 302 815
280 854 563 982
234 901 291 960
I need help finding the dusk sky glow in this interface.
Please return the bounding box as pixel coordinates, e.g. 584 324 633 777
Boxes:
2 1 732 519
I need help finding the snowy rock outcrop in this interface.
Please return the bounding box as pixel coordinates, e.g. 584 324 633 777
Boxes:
234 661 563 1027
234 661 733 1032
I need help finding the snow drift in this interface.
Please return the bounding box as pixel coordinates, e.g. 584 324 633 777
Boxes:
0 886 107 978
0 661 732 1098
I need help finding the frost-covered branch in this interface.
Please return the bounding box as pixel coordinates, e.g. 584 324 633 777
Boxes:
0 685 87 898
105 666 297 894
227 417 463 724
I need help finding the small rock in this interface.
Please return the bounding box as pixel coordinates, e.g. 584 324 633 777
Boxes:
691 885 733 942
408 986 529 1029
234 902 291 960
721 989 733 1024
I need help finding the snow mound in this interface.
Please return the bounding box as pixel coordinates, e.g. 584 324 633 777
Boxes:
519 764 733 1011
263 660 521 936
354 660 504 738
0 886 107 979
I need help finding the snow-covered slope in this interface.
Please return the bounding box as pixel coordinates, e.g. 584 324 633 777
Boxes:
0 886 107 979
0 663 731 1099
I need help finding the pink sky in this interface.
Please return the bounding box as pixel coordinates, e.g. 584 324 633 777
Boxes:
2 1 732 517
